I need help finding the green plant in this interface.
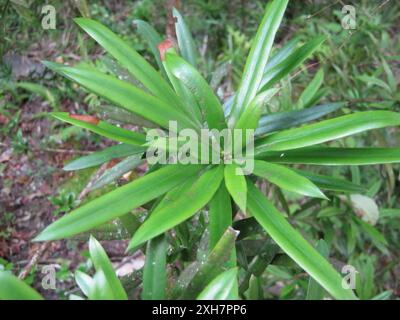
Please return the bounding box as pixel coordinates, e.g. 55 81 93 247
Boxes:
17 0 400 300
0 237 126 300
0 271 43 300
11 128 28 154
0 212 14 239
49 191 77 216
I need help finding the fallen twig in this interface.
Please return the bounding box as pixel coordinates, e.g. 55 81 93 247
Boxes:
0 142 91 155
18 242 51 280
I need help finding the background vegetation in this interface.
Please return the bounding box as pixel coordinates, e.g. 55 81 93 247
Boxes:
0 0 399 299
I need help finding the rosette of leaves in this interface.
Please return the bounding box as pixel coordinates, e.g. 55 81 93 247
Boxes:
33 0 400 300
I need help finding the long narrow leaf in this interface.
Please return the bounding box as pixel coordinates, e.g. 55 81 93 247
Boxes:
91 104 157 128
34 164 203 241
222 37 298 117
165 53 226 130
0 272 43 300
259 36 326 91
128 165 224 250
263 37 300 75
133 19 165 74
91 270 115 299
224 164 247 212
52 112 146 146
63 144 144 171
90 154 143 190
75 270 95 299
208 184 232 250
142 235 168 300
161 48 203 124
246 182 357 300
197 268 238 300
257 147 400 165
235 89 278 133
229 0 289 124
253 160 327 199
173 8 199 67
306 239 329 300
89 236 127 300
43 62 198 131
181 227 238 299
74 18 180 105
298 68 324 108
305 88 329 108
255 111 400 152
293 169 366 193
256 102 345 135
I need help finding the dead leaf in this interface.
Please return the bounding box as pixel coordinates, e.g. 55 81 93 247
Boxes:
0 149 12 163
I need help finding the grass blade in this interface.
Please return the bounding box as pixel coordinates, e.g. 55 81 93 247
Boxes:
16 82 58 109
357 75 392 93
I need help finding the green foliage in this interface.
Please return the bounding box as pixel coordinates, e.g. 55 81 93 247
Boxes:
73 237 128 300
49 191 77 216
0 271 43 300
197 268 238 300
142 235 168 300
2 0 398 301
